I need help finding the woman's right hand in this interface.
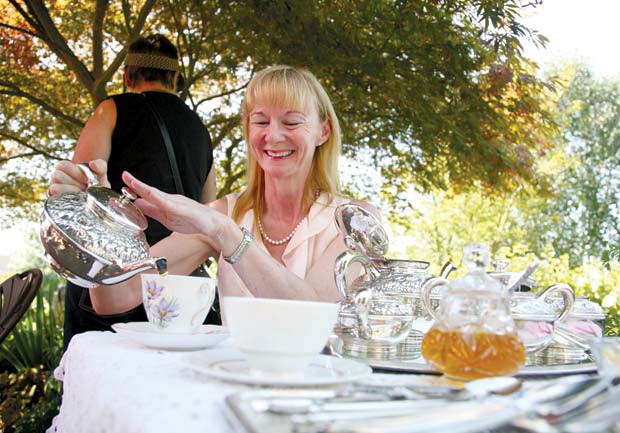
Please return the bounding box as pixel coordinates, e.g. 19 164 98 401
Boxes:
48 159 110 195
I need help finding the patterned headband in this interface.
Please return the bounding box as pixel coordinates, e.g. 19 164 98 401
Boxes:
125 53 179 72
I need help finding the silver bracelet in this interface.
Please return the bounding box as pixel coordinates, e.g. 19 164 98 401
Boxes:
223 227 253 264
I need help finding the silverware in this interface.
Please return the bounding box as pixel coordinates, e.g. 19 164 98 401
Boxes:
268 376 520 419
528 374 612 417
292 398 521 433
560 392 620 433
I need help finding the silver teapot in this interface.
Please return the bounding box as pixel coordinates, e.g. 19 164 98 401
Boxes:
332 204 453 359
40 164 167 288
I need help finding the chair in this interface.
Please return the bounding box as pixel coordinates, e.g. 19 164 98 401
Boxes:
0 269 43 344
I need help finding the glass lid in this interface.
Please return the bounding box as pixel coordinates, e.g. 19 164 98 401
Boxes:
510 292 557 320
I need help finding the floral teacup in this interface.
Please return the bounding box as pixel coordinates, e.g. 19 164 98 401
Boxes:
141 274 216 334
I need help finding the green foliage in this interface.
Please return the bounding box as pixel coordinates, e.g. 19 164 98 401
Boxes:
0 367 62 433
0 271 64 372
530 64 620 263
1 0 557 212
396 186 620 336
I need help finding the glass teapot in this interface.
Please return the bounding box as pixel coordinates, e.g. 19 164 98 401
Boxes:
420 243 526 380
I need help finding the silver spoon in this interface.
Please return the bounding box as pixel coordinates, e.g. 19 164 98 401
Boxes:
463 376 522 398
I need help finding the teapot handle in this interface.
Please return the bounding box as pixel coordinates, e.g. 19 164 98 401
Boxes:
420 277 449 321
334 251 380 300
539 283 575 322
77 163 100 188
439 261 457 279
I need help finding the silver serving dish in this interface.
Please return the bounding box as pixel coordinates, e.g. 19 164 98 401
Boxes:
40 164 167 288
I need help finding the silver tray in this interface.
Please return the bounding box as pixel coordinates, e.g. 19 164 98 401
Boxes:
360 356 597 377
327 335 598 377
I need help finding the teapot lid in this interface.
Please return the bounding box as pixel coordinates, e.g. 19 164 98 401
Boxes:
335 204 389 259
569 296 606 320
510 292 556 320
449 243 504 293
87 186 147 232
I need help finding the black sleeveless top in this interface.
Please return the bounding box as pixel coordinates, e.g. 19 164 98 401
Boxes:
108 91 213 245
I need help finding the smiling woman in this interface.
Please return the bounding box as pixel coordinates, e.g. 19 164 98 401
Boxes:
47 65 381 320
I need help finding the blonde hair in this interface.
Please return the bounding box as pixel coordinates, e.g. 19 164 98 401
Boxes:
232 65 342 225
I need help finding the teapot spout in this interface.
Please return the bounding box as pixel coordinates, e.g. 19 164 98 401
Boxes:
100 257 168 285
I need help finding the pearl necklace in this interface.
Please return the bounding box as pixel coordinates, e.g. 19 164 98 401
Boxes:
257 215 304 245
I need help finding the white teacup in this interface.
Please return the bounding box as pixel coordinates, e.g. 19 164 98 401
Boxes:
223 296 339 374
141 274 216 334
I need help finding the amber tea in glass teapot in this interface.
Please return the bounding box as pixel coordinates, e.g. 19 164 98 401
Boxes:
420 243 526 380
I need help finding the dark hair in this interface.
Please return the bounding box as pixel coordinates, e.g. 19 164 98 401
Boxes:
125 34 178 89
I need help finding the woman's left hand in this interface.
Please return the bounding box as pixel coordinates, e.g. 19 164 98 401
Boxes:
122 171 224 240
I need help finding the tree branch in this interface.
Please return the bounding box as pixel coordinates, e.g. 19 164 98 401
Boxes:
0 82 83 127
0 132 64 161
6 0 44 37
0 22 38 38
195 81 250 109
211 117 240 147
93 0 157 102
0 152 41 163
127 0 156 40
121 0 132 33
92 0 110 78
23 0 95 97
206 114 240 130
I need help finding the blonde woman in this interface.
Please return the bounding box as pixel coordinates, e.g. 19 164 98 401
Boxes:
49 65 379 317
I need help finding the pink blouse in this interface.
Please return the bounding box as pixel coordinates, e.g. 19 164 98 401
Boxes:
216 192 352 303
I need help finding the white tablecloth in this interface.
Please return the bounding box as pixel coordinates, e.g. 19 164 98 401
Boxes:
49 331 428 433
48 331 251 433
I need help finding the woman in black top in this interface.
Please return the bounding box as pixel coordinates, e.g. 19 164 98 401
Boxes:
55 34 217 349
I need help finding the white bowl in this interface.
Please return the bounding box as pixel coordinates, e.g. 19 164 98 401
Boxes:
223 297 339 374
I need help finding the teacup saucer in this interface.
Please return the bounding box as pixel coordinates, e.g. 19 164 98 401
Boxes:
112 322 229 351
184 348 372 386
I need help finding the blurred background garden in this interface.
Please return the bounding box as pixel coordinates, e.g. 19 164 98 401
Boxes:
1 0 619 431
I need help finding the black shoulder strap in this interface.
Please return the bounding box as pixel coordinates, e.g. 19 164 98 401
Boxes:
140 93 185 196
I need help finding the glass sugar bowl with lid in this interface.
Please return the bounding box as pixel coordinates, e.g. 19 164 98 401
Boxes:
510 283 574 354
535 295 607 362
420 243 526 380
